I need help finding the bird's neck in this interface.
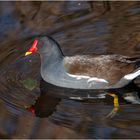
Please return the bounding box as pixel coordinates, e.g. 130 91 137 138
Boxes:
40 44 64 68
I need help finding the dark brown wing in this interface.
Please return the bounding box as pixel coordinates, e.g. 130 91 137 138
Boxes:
63 54 136 85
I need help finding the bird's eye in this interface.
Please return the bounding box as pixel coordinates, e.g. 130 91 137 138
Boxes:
40 40 44 46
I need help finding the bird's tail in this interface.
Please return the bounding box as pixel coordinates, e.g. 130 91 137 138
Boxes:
136 60 140 67
126 56 140 67
134 58 140 67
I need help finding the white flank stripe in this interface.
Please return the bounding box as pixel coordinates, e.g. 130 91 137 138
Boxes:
124 69 140 80
67 73 108 83
87 77 108 83
67 73 90 79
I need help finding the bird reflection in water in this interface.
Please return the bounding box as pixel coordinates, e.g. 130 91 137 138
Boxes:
26 78 140 125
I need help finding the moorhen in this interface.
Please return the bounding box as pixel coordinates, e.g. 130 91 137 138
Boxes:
25 35 140 117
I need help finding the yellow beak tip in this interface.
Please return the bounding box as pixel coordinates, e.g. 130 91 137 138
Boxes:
25 52 32 56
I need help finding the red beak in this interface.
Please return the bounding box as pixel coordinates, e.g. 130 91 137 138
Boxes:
25 39 38 56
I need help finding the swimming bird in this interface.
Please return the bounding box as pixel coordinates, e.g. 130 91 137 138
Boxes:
25 35 140 117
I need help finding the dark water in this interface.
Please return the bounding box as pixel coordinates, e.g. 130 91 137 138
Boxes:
0 1 140 138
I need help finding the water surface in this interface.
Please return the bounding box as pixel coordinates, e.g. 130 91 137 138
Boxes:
0 1 140 138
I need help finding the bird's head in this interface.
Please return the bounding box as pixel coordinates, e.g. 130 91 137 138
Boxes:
25 36 55 56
